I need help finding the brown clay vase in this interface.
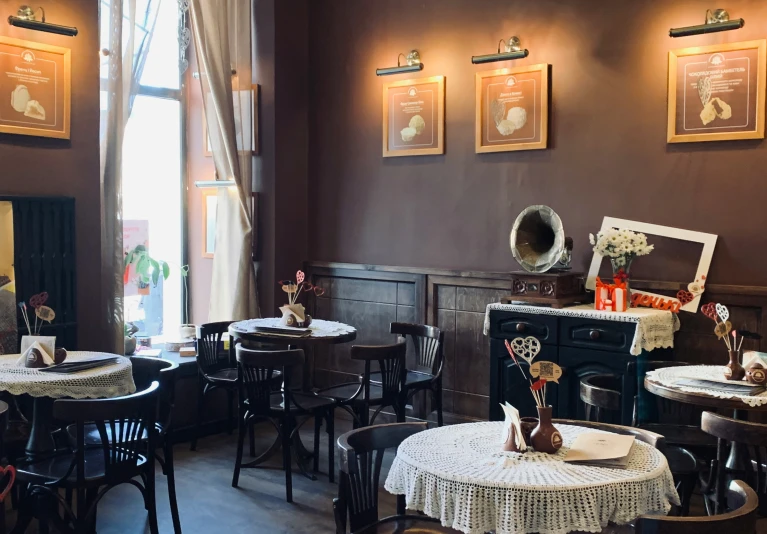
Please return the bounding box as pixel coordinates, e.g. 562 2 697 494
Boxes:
746 362 767 385
530 406 563 454
725 350 746 381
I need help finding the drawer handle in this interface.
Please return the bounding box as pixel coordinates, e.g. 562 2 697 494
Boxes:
589 330 600 340
516 323 526 333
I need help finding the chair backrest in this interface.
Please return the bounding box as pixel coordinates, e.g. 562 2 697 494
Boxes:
579 374 621 424
236 345 303 416
635 480 757 533
131 356 179 433
351 342 407 402
553 419 666 450
390 322 444 376
335 422 427 533
627 360 700 427
54 381 160 483
196 321 233 375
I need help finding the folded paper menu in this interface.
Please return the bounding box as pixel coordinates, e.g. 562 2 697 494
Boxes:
564 433 635 469
675 378 765 396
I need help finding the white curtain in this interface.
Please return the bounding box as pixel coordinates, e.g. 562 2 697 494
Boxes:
190 0 259 321
99 0 159 353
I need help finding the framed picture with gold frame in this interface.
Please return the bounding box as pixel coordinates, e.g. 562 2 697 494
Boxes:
203 84 259 156
667 39 766 143
201 189 217 258
475 64 549 153
0 36 71 139
382 75 444 157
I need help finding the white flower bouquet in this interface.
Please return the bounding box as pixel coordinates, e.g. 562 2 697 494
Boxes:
589 228 654 268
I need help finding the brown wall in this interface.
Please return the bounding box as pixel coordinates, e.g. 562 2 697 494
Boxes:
0 0 102 349
308 0 767 286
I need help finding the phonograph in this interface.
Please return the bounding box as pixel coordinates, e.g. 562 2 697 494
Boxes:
503 205 587 308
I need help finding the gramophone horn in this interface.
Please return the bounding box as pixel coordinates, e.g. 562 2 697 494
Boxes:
510 205 572 273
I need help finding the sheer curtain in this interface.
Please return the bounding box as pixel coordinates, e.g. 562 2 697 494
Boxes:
190 0 259 321
100 0 159 353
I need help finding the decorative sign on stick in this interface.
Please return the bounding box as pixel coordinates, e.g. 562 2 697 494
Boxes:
530 361 563 384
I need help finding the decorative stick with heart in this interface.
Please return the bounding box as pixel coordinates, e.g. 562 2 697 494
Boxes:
510 336 541 366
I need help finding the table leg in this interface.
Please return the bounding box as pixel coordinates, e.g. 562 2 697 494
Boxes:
25 397 55 460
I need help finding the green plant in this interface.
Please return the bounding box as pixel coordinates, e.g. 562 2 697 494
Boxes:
124 322 138 337
123 245 191 323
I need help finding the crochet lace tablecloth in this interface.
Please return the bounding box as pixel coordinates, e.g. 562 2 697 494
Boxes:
646 365 767 408
230 318 356 338
484 303 680 356
385 422 679 534
0 352 135 399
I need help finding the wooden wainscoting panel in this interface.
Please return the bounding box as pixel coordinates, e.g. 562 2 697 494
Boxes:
397 283 415 306
329 277 398 304
456 287 510 314
437 308 457 393
437 285 457 310
454 310 492 400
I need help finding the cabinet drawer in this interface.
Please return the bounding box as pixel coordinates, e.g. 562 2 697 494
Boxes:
559 317 635 353
490 312 557 345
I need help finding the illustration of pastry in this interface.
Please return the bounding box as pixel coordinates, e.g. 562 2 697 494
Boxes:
697 77 712 106
11 85 30 112
491 99 527 136
24 100 45 120
400 114 425 142
507 107 527 129
697 76 731 126
496 120 516 136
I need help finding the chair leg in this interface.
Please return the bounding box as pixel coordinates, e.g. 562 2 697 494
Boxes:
327 409 335 483
282 418 293 503
313 415 321 473
227 389 235 435
248 420 256 457
232 414 247 488
434 386 443 427
164 440 182 534
85 487 97 534
191 378 206 451
146 463 160 534
679 473 696 517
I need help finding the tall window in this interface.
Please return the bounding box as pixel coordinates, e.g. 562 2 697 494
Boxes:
100 0 184 340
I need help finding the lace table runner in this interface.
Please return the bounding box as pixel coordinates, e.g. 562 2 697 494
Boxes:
646 365 767 408
230 318 356 338
0 352 135 399
484 303 679 356
385 422 678 534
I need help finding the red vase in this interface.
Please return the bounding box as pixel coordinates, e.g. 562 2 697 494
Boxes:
531 406 563 454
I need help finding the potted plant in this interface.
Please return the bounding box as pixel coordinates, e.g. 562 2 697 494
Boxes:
124 245 193 339
124 322 138 355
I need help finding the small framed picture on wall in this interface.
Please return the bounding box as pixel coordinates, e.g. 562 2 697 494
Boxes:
475 64 549 153
201 190 217 258
667 39 766 143
382 75 445 157
203 84 259 156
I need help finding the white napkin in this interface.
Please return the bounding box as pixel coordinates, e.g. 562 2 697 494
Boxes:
500 402 526 452
16 341 54 367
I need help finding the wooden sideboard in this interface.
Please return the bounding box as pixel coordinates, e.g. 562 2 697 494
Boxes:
305 261 767 424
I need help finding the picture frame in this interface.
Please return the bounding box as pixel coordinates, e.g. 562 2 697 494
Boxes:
475 64 549 153
203 84 259 157
0 36 71 139
201 190 217 258
382 75 444 158
667 39 766 143
586 217 718 313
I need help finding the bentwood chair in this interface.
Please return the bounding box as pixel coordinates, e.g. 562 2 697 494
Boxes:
232 346 336 503
634 480 757 534
701 411 767 516
191 321 238 451
578 374 699 515
64 356 182 534
370 323 445 426
316 342 407 427
12 382 161 534
334 422 456 534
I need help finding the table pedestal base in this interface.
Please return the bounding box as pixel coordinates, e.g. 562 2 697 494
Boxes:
25 397 55 461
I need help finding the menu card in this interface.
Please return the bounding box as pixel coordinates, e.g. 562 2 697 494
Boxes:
564 433 635 469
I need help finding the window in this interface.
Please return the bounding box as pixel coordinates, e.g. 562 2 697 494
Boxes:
100 0 185 341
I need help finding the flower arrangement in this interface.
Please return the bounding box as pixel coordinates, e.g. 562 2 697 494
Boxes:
589 228 654 268
18 292 55 336
277 270 325 327
504 337 548 407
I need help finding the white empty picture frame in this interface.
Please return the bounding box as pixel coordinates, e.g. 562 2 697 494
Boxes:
586 217 717 313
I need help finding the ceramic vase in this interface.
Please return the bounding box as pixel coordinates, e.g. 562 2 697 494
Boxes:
530 406 563 454
746 362 767 385
610 256 633 308
725 350 745 381
279 303 312 327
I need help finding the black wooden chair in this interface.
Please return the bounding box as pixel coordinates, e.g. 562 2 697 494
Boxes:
334 422 456 533
316 342 407 427
0 400 12 534
701 411 767 516
579 373 699 515
232 346 336 503
634 480 757 534
12 382 161 534
370 323 445 426
64 356 182 533
191 321 238 451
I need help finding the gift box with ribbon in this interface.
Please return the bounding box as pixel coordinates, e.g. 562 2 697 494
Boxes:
594 276 628 312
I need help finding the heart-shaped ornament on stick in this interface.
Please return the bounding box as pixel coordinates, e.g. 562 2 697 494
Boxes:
676 290 694 305
701 302 718 321
715 303 730 323
714 320 733 339
0 465 15 503
510 336 541 365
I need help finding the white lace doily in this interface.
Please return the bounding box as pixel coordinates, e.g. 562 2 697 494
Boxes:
484 303 680 356
385 422 679 534
230 318 356 338
646 365 767 408
0 352 135 399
